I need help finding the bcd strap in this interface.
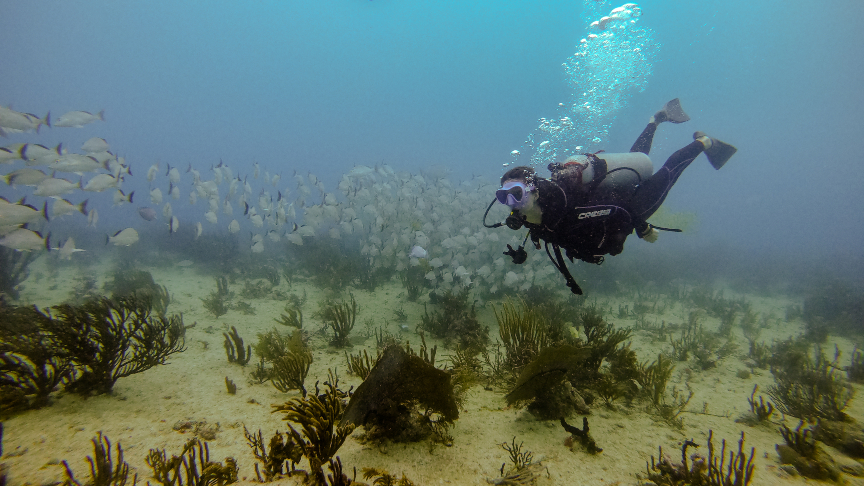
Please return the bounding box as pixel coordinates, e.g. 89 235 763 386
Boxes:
585 153 608 193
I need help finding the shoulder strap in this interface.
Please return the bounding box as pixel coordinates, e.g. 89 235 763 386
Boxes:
585 154 608 193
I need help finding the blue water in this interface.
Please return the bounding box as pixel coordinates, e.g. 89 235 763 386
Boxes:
3 2 864 484
2 0 863 272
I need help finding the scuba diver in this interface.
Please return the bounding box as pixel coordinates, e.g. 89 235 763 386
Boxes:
484 99 737 295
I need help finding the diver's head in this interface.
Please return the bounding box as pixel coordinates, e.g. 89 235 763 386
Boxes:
498 166 537 211
496 180 534 210
500 166 537 186
498 165 542 226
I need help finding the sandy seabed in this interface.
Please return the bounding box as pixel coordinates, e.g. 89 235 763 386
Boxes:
2 256 863 486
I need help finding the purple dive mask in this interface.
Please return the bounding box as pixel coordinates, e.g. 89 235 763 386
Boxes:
496 181 534 209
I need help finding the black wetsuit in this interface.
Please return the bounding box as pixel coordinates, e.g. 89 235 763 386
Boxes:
513 122 707 294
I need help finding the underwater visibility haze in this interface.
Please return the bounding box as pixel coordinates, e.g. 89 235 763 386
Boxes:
1 0 863 485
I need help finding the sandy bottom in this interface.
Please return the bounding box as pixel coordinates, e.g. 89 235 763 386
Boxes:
2 256 863 485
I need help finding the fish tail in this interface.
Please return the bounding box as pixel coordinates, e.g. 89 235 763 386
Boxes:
78 199 88 215
44 111 51 128
128 191 134 204
42 201 50 222
97 110 105 121
44 233 51 252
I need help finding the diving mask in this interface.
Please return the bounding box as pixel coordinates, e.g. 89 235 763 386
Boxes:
495 181 534 210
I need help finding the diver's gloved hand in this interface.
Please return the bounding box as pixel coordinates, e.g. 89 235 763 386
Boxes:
636 223 659 243
642 227 659 243
504 244 528 264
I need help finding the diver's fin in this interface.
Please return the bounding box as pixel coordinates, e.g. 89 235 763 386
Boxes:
694 131 737 170
656 98 690 124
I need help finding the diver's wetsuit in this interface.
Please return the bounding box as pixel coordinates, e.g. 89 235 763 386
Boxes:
515 121 706 294
629 123 707 225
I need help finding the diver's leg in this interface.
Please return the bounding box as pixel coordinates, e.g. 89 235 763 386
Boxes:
629 122 659 155
630 139 705 220
630 98 691 155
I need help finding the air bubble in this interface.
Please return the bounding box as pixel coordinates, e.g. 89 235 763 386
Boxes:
521 2 657 168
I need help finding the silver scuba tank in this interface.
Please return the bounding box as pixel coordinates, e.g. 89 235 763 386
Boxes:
569 152 652 188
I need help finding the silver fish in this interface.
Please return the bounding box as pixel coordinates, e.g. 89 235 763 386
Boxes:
204 211 217 224
106 227 138 246
169 216 179 233
0 200 47 225
409 245 428 259
167 165 181 184
87 208 98 227
147 163 159 182
53 237 85 260
3 168 49 186
0 106 49 135
83 173 120 192
81 137 110 153
228 219 240 233
50 154 105 174
54 110 104 128
51 198 88 218
286 232 303 246
139 207 157 221
34 177 80 197
0 228 48 251
195 222 203 238
162 202 173 219
21 143 62 165
150 187 163 205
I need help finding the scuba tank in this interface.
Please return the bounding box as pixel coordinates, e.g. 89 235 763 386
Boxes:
550 152 653 201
